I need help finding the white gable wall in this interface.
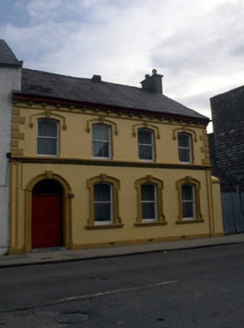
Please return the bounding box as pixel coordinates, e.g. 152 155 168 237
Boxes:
0 66 21 254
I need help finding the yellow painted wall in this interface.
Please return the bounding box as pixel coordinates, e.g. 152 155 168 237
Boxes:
9 101 223 253
12 102 208 165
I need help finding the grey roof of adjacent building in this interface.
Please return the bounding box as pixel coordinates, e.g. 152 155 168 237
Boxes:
0 39 22 67
210 85 244 102
21 68 208 122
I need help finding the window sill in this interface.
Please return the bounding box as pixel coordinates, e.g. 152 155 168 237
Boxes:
139 159 155 162
179 161 193 165
176 219 204 224
134 222 168 227
37 154 59 157
85 224 124 230
93 157 112 160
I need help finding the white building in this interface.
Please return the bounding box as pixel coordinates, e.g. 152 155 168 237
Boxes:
0 40 22 254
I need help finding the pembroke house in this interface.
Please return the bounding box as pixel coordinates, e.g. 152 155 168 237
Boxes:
0 40 223 254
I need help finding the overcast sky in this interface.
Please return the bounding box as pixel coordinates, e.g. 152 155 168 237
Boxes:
1 0 244 129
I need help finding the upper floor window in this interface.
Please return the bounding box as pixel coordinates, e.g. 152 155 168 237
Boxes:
138 128 155 161
182 184 195 219
141 184 157 221
94 183 112 224
178 133 192 163
37 119 58 156
92 124 111 159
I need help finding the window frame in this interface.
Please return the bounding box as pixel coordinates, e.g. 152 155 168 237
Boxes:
94 183 113 225
141 183 157 222
138 128 155 162
37 118 59 156
135 176 166 226
177 132 193 164
181 184 196 220
92 124 112 159
176 177 203 224
86 174 123 229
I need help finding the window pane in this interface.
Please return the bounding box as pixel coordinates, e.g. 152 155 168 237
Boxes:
38 120 57 137
142 202 155 219
179 149 190 162
94 184 111 201
139 145 153 160
141 184 155 201
138 129 152 144
93 124 109 141
92 125 110 158
183 202 194 218
182 185 193 201
93 142 109 157
37 138 57 155
178 134 190 147
95 203 111 222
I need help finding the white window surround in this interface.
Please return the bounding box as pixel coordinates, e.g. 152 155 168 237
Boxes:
37 119 59 156
86 174 122 229
138 128 155 161
178 132 192 163
92 124 112 159
175 176 203 224
182 184 195 220
141 184 157 221
94 183 113 225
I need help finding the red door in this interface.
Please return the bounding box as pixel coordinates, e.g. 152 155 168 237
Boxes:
32 195 63 248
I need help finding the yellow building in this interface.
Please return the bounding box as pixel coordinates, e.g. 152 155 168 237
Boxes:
9 68 223 254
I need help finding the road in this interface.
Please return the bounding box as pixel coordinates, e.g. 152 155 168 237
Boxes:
0 244 244 327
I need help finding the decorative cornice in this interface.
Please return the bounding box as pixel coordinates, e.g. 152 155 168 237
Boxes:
172 127 197 142
12 93 209 126
132 122 160 139
86 115 118 135
29 110 67 130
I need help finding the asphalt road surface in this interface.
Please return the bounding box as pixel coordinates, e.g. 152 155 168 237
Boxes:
0 244 244 327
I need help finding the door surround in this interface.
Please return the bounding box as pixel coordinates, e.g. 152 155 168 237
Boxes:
24 171 74 253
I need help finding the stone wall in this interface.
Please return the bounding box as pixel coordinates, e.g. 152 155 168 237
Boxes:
209 86 244 191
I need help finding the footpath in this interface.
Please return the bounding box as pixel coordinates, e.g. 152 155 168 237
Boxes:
0 233 244 269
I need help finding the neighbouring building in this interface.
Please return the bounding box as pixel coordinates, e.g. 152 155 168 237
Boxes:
0 40 22 254
209 86 244 234
209 86 244 191
1 41 223 254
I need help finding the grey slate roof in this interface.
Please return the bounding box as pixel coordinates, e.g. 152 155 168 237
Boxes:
0 39 22 67
21 68 208 121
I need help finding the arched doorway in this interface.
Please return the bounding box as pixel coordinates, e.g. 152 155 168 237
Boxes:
32 179 63 249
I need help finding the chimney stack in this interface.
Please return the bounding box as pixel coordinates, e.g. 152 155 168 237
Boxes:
92 74 102 82
140 69 163 94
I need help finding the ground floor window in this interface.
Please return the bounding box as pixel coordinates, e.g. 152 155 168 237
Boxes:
94 183 112 224
182 184 195 219
86 174 123 229
176 177 203 223
141 184 157 221
135 176 166 226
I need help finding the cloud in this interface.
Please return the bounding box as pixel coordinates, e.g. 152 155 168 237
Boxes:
1 0 244 128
